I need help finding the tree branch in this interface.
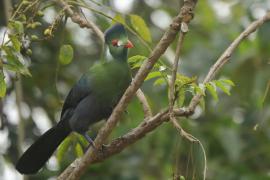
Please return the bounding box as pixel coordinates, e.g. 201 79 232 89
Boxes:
169 31 185 113
57 1 270 180
3 1 27 179
97 12 270 179
3 0 25 157
58 0 198 179
64 10 269 180
136 89 152 119
187 11 270 112
58 108 193 180
57 0 152 116
57 0 104 43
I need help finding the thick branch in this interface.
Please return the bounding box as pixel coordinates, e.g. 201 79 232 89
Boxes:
59 11 270 180
58 0 198 179
58 108 193 180
92 12 270 175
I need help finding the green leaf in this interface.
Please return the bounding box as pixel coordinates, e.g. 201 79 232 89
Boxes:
145 71 162 81
175 74 197 86
128 55 147 63
113 13 125 24
177 87 186 107
194 84 205 96
9 21 24 34
154 77 166 86
128 55 147 69
0 72 6 97
75 143 84 157
215 80 231 95
131 61 143 69
57 136 72 163
10 35 21 52
129 14 152 43
59 45 74 65
3 46 31 76
220 79 235 86
199 97 205 111
3 63 31 76
206 82 218 101
31 35 39 41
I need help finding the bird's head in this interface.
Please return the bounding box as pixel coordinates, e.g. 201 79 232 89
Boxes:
104 23 133 60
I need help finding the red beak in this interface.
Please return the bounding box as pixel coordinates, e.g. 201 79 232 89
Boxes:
124 40 134 48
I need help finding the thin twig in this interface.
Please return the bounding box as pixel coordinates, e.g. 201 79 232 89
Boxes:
1 0 12 47
171 116 196 142
136 89 152 119
167 13 206 180
187 11 270 112
169 31 185 114
3 0 25 156
170 116 207 180
57 0 104 43
68 0 152 52
3 1 27 180
57 108 195 179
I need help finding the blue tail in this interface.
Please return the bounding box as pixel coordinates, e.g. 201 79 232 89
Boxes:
16 124 71 174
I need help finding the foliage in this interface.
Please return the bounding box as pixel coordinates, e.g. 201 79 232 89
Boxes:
0 72 6 97
1 0 270 180
129 14 152 43
59 44 74 65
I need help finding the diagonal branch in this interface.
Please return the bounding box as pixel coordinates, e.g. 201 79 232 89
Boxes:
58 0 198 179
58 108 192 180
58 0 152 117
57 1 270 180
59 10 270 180
187 12 270 112
94 12 270 177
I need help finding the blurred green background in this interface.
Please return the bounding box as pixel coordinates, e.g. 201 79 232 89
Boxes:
0 0 270 179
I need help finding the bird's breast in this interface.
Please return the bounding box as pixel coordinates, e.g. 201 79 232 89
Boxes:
91 63 131 107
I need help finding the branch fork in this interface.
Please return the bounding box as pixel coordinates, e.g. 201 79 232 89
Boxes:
56 0 270 179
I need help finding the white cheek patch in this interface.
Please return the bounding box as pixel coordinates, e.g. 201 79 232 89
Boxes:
117 40 124 47
106 48 114 61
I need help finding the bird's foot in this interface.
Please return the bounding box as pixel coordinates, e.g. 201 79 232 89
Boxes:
82 133 110 155
83 133 97 151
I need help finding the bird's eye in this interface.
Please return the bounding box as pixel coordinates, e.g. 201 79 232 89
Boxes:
111 39 119 47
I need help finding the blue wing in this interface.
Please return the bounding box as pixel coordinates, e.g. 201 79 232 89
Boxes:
60 74 92 120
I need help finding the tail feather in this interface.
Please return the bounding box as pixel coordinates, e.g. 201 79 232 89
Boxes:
16 125 70 174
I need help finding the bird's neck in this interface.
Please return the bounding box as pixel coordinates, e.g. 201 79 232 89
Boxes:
102 46 128 63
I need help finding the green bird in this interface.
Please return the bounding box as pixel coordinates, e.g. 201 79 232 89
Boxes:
16 23 133 174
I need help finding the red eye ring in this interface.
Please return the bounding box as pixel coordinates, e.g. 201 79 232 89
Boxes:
111 39 118 46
